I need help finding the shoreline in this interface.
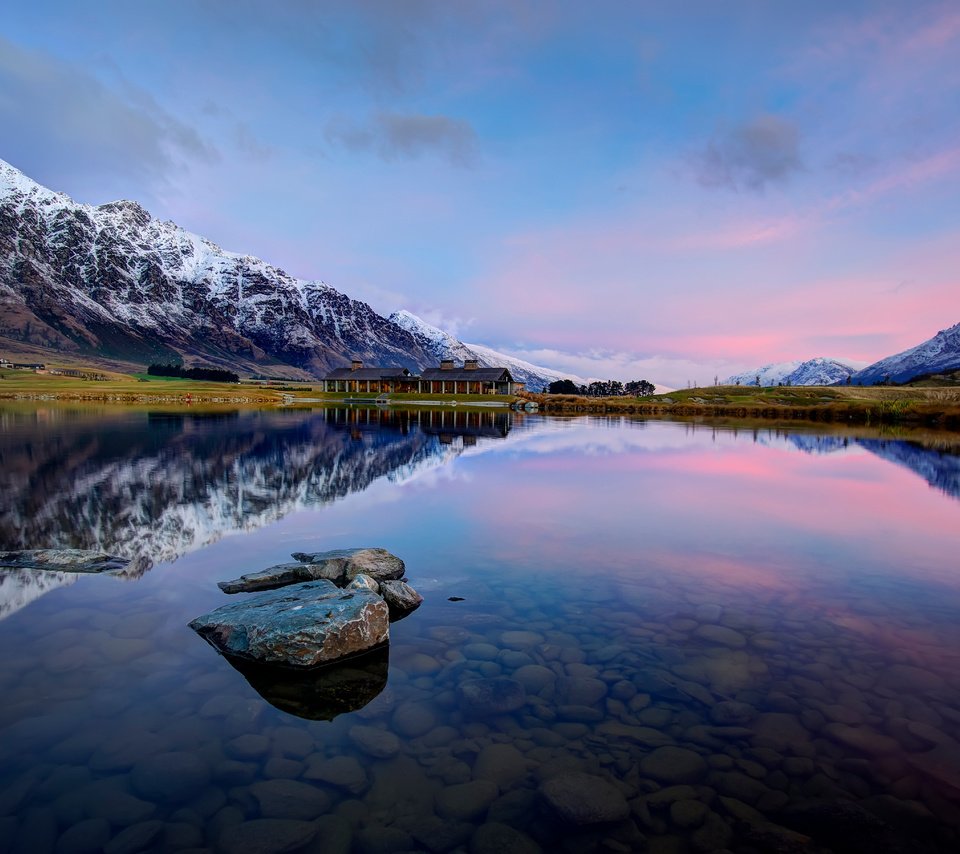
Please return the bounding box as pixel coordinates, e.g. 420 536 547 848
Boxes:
3 377 960 431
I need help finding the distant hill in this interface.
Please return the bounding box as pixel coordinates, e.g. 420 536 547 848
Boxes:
725 357 856 387
851 323 960 385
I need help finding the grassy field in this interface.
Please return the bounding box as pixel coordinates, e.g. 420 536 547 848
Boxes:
0 370 287 404
530 383 960 429
0 371 518 407
4 368 960 429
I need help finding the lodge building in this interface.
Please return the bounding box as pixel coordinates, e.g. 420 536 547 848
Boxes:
321 359 523 395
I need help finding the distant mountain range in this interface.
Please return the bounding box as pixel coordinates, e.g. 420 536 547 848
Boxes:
849 323 960 385
725 358 857 387
2 157 957 390
0 158 566 389
728 323 960 387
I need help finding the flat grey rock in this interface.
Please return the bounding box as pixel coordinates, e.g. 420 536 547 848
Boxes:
189 580 389 668
292 547 405 582
217 562 341 594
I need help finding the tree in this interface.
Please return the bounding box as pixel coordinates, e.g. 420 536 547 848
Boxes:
625 379 656 397
547 379 580 395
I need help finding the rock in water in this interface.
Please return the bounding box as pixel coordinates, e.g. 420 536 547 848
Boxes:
290 548 405 583
380 580 423 616
539 773 630 825
218 562 343 594
189 580 389 667
0 549 130 574
457 678 526 717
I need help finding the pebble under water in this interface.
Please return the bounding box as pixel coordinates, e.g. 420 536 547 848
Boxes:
1 406 959 853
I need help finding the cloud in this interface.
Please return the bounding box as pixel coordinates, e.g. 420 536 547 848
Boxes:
0 36 216 203
494 345 732 391
692 114 803 191
326 111 479 166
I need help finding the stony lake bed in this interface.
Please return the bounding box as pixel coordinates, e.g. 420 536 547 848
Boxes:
1 405 960 853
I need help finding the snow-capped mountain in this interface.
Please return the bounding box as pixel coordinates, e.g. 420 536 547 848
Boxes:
850 323 960 385
0 158 455 376
725 358 856 387
389 310 587 390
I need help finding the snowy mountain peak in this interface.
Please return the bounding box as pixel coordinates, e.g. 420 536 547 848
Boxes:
851 322 960 385
389 310 468 354
96 199 153 229
0 157 72 207
725 357 856 387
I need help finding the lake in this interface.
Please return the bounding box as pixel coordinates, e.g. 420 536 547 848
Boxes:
1 405 959 853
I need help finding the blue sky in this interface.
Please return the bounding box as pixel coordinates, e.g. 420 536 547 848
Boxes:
2 1 958 386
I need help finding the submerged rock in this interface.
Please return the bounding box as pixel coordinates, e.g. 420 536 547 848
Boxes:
457 677 526 717
189 580 389 668
0 549 130 574
539 772 630 825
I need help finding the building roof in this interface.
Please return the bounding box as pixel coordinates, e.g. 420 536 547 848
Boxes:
420 367 514 382
323 366 411 380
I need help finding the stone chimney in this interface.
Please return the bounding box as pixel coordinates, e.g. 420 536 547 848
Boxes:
351 359 363 371
464 359 478 371
440 359 454 371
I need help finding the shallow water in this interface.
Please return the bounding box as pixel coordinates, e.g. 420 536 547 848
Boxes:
1 406 960 853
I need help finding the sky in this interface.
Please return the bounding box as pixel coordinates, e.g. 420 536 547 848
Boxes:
2 0 959 387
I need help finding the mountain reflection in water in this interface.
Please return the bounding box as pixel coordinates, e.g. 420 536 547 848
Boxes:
0 406 516 571
2 408 960 852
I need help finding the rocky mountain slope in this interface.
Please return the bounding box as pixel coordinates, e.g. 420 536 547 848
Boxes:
725 358 856 387
0 158 555 380
850 323 960 385
389 310 585 390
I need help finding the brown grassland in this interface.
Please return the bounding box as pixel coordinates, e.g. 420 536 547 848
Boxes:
3 362 960 432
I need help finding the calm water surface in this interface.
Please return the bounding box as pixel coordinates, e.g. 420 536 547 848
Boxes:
1 405 960 853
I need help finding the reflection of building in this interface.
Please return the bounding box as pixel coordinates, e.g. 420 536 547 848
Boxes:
321 360 523 395
324 407 513 439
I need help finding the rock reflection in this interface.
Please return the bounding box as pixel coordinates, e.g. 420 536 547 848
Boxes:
222 645 390 721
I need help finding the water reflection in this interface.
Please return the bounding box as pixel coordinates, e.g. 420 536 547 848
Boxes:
1 409 960 852
783 433 960 498
0 406 516 569
224 646 390 721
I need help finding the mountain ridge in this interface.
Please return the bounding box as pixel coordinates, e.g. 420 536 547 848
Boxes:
851 323 960 385
725 357 857 387
0 158 565 388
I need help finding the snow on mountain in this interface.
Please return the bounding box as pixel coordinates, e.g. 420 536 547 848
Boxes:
389 309 587 390
725 357 857 387
0 157 436 376
850 323 960 385
0 569 76 622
